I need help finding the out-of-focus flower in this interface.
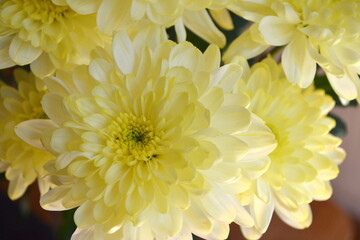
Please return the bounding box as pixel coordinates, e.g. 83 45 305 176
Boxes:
232 56 345 239
16 28 277 239
225 0 360 102
65 0 250 48
0 69 53 200
0 0 108 78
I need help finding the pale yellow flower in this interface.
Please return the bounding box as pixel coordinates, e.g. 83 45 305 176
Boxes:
16 28 277 239
225 0 360 102
64 0 247 48
0 68 53 200
231 56 345 239
0 0 108 78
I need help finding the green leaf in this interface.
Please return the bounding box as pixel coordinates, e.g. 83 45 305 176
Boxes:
329 113 347 138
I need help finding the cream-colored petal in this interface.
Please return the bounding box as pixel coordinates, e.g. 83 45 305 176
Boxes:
211 63 243 93
97 0 132 35
211 105 251 134
30 52 56 78
40 185 73 210
112 31 135 75
223 25 269 62
282 34 317 88
251 193 274 233
9 36 42 65
182 10 226 48
15 119 57 151
259 16 297 46
275 202 312 229
175 18 187 42
67 0 101 14
0 36 16 69
209 9 233 30
42 93 70 125
326 71 358 101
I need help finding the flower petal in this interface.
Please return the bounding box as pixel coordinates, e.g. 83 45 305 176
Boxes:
282 34 317 87
9 36 42 65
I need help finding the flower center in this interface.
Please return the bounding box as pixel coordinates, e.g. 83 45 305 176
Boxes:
1 0 71 26
25 0 70 24
107 113 163 163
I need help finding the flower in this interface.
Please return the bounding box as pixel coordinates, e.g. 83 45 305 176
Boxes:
65 0 246 48
0 0 108 78
16 28 277 239
0 68 53 200
224 0 360 102
231 56 345 239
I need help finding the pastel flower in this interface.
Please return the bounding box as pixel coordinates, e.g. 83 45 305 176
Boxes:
225 0 360 102
64 0 247 48
232 56 345 239
0 68 53 200
0 0 108 78
16 28 276 239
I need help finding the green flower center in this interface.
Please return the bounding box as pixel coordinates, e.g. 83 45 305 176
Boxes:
107 113 163 163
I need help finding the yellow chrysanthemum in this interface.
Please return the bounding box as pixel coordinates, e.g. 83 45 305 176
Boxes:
225 0 360 102
231 56 345 239
0 0 108 78
64 0 246 48
16 28 277 239
0 69 53 200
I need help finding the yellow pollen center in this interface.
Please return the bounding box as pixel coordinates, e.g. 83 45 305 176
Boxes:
1 0 71 27
107 113 162 163
26 0 69 24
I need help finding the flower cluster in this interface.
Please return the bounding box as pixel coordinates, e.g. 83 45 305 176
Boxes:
225 0 360 102
0 0 108 78
0 69 53 200
0 1 349 240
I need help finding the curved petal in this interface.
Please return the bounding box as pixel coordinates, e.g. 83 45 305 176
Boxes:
97 0 132 35
182 10 226 48
223 25 269 62
112 31 135 75
326 71 358 101
259 16 297 46
209 9 234 30
30 52 55 78
0 36 16 69
9 36 42 65
282 34 317 88
14 119 58 151
67 0 101 14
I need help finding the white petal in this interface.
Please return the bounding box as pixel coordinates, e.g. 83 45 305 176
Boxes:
15 119 57 151
282 34 317 87
182 10 226 48
175 17 187 42
40 186 72 210
97 0 132 35
211 63 243 92
0 36 15 69
67 0 101 14
112 31 135 74
209 9 233 30
42 93 70 125
223 25 269 62
9 36 42 65
259 16 297 45
30 52 55 78
251 194 274 233
211 105 251 134
326 70 358 101
71 227 95 240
